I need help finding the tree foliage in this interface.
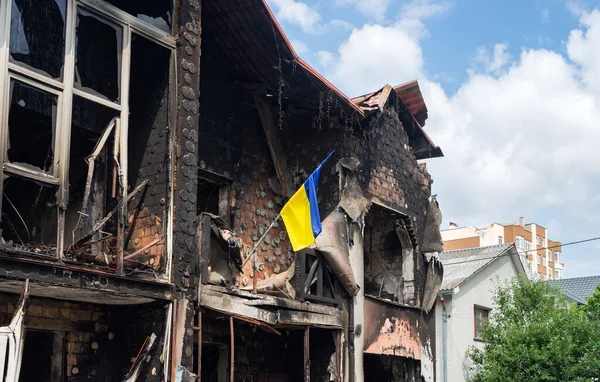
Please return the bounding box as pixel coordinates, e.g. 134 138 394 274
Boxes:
466 276 600 382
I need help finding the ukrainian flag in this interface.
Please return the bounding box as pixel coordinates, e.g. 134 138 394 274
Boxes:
281 151 334 251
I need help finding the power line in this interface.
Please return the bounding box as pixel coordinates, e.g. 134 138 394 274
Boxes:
442 236 600 267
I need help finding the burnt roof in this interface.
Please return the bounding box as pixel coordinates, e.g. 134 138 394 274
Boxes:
201 0 442 159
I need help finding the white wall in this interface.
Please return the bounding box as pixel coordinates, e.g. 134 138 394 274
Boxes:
435 256 522 382
478 224 506 247
441 227 479 241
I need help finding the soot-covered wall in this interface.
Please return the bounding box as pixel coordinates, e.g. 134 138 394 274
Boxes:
198 34 295 286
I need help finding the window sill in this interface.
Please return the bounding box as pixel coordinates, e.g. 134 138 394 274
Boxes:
473 337 486 343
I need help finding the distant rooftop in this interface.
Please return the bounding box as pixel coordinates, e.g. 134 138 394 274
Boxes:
549 275 600 304
439 244 522 291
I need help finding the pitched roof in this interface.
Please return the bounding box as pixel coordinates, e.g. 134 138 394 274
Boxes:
439 244 524 291
202 0 443 159
351 85 443 159
549 275 600 305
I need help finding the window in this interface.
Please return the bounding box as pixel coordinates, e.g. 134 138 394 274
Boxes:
543 255 548 267
555 251 561 264
516 235 524 249
542 237 547 247
536 235 540 246
537 254 541 264
546 267 552 279
0 0 175 271
556 269 562 279
498 236 503 244
525 240 532 251
474 306 490 339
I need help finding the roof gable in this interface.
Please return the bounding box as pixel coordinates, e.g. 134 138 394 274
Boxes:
439 244 524 291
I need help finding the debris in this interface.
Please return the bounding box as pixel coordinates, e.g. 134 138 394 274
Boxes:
421 195 443 253
0 280 29 381
123 333 157 382
75 179 150 246
315 209 360 296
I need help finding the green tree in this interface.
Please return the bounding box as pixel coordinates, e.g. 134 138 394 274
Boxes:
466 276 600 382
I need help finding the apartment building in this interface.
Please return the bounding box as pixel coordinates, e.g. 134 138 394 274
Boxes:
441 218 564 280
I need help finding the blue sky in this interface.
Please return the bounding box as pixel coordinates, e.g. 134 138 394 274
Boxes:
265 0 600 278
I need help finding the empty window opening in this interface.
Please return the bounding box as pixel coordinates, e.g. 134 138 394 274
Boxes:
197 179 220 216
7 80 57 173
1 176 58 252
75 9 122 102
106 0 172 33
196 171 231 222
364 205 415 303
10 0 66 79
364 354 422 381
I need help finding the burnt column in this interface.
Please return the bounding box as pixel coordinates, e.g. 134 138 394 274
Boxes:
172 0 202 377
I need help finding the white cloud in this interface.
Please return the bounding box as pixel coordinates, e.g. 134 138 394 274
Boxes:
330 19 354 31
397 0 452 39
317 50 335 69
567 10 600 92
318 1 454 96
334 0 392 21
541 8 550 23
323 24 424 96
290 39 309 56
470 43 511 75
567 0 588 16
318 5 600 277
268 0 322 34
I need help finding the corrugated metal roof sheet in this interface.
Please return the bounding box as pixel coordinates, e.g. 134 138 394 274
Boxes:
549 275 600 305
439 244 516 291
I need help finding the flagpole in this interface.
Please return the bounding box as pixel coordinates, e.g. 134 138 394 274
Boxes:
240 213 282 293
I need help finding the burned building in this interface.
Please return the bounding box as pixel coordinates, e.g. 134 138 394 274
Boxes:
0 0 444 381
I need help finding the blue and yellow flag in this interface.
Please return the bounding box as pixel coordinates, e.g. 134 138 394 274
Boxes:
281 151 334 252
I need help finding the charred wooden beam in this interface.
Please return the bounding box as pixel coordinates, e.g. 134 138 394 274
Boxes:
304 326 310 382
254 96 295 198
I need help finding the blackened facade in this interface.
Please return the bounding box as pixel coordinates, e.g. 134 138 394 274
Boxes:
0 0 444 381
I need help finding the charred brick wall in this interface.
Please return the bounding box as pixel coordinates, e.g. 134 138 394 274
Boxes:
343 105 432 248
125 34 171 271
198 33 294 285
0 294 127 381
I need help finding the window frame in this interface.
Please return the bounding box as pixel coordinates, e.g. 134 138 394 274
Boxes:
0 0 175 271
474 305 491 340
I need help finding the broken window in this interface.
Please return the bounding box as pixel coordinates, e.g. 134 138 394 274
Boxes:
0 0 175 273
9 0 66 79
75 8 122 102
197 172 231 222
1 176 58 251
7 80 57 173
106 0 172 33
67 96 119 249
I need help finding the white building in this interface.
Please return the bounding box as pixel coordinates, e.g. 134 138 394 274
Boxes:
435 244 526 382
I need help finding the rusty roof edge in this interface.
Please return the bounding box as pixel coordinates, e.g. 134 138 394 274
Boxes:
260 0 365 118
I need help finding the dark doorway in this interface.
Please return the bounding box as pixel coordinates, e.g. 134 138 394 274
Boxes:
20 330 63 382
